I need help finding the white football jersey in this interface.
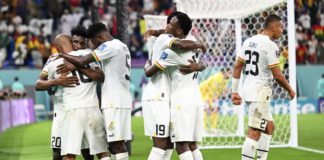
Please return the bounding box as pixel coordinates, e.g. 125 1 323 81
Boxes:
141 34 176 101
155 35 203 107
47 49 99 111
92 39 132 108
42 54 63 114
238 34 280 102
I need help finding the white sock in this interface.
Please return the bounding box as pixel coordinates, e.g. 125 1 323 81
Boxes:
100 157 112 160
257 133 272 160
115 152 128 160
179 151 194 160
163 149 173 160
192 149 203 160
148 147 165 160
242 137 258 160
111 154 116 160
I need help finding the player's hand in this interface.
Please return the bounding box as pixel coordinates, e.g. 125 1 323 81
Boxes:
55 72 79 87
179 59 199 74
231 93 242 105
288 89 296 100
143 29 155 41
56 60 76 74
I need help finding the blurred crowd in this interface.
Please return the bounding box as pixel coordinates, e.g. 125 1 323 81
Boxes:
295 0 324 64
0 0 174 68
0 0 323 68
0 76 26 100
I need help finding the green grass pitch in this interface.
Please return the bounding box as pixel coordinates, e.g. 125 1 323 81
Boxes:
0 114 324 160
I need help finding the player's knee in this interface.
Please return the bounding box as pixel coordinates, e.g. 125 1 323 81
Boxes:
189 142 198 151
175 142 190 154
266 121 275 135
247 127 262 141
63 154 76 160
109 141 127 154
52 148 62 160
152 137 168 150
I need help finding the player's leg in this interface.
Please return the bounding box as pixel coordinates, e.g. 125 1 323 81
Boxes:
257 109 275 160
189 142 203 160
81 133 94 160
242 102 267 160
142 100 171 160
51 109 64 160
103 108 131 160
163 138 174 160
176 142 193 160
189 105 204 160
61 110 84 159
172 105 201 160
83 108 110 159
52 148 62 160
81 148 94 160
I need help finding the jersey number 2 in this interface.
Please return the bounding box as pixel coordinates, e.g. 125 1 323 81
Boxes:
244 50 259 76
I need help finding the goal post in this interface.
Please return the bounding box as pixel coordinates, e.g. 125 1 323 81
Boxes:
144 0 297 149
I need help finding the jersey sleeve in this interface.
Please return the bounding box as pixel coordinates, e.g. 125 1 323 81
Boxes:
160 34 177 49
267 43 280 68
154 49 183 71
92 42 117 62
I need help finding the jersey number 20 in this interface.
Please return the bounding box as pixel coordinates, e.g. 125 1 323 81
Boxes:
244 50 259 76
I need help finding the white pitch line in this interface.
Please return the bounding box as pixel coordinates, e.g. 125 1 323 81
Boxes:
293 146 324 154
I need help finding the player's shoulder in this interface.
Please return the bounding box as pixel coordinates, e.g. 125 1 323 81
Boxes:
72 48 92 56
185 34 196 41
44 53 59 66
157 33 174 40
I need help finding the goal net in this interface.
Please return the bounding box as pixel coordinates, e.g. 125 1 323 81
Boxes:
144 0 297 149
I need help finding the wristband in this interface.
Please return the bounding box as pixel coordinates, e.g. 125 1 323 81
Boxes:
232 78 239 93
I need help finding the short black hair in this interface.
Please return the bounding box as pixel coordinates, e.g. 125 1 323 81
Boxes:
87 22 108 38
264 14 282 29
71 25 88 38
167 11 183 24
14 77 19 81
176 13 192 36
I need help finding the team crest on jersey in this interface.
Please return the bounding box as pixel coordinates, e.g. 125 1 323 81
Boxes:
160 51 168 59
108 121 115 131
98 44 107 52
167 34 173 38
275 50 280 58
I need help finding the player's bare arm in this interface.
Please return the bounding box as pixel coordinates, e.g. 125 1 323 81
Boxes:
171 39 206 53
35 72 79 91
77 67 105 83
144 29 165 40
231 59 244 105
271 66 295 100
59 53 94 68
57 60 105 82
179 59 206 74
144 60 160 77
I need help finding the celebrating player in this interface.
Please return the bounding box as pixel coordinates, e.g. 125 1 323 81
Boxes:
35 25 96 160
52 34 109 160
143 12 206 160
58 22 132 160
231 14 295 160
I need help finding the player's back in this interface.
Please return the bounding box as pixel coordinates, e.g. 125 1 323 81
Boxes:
94 39 132 108
142 34 176 102
43 54 63 113
239 34 280 101
50 49 99 111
